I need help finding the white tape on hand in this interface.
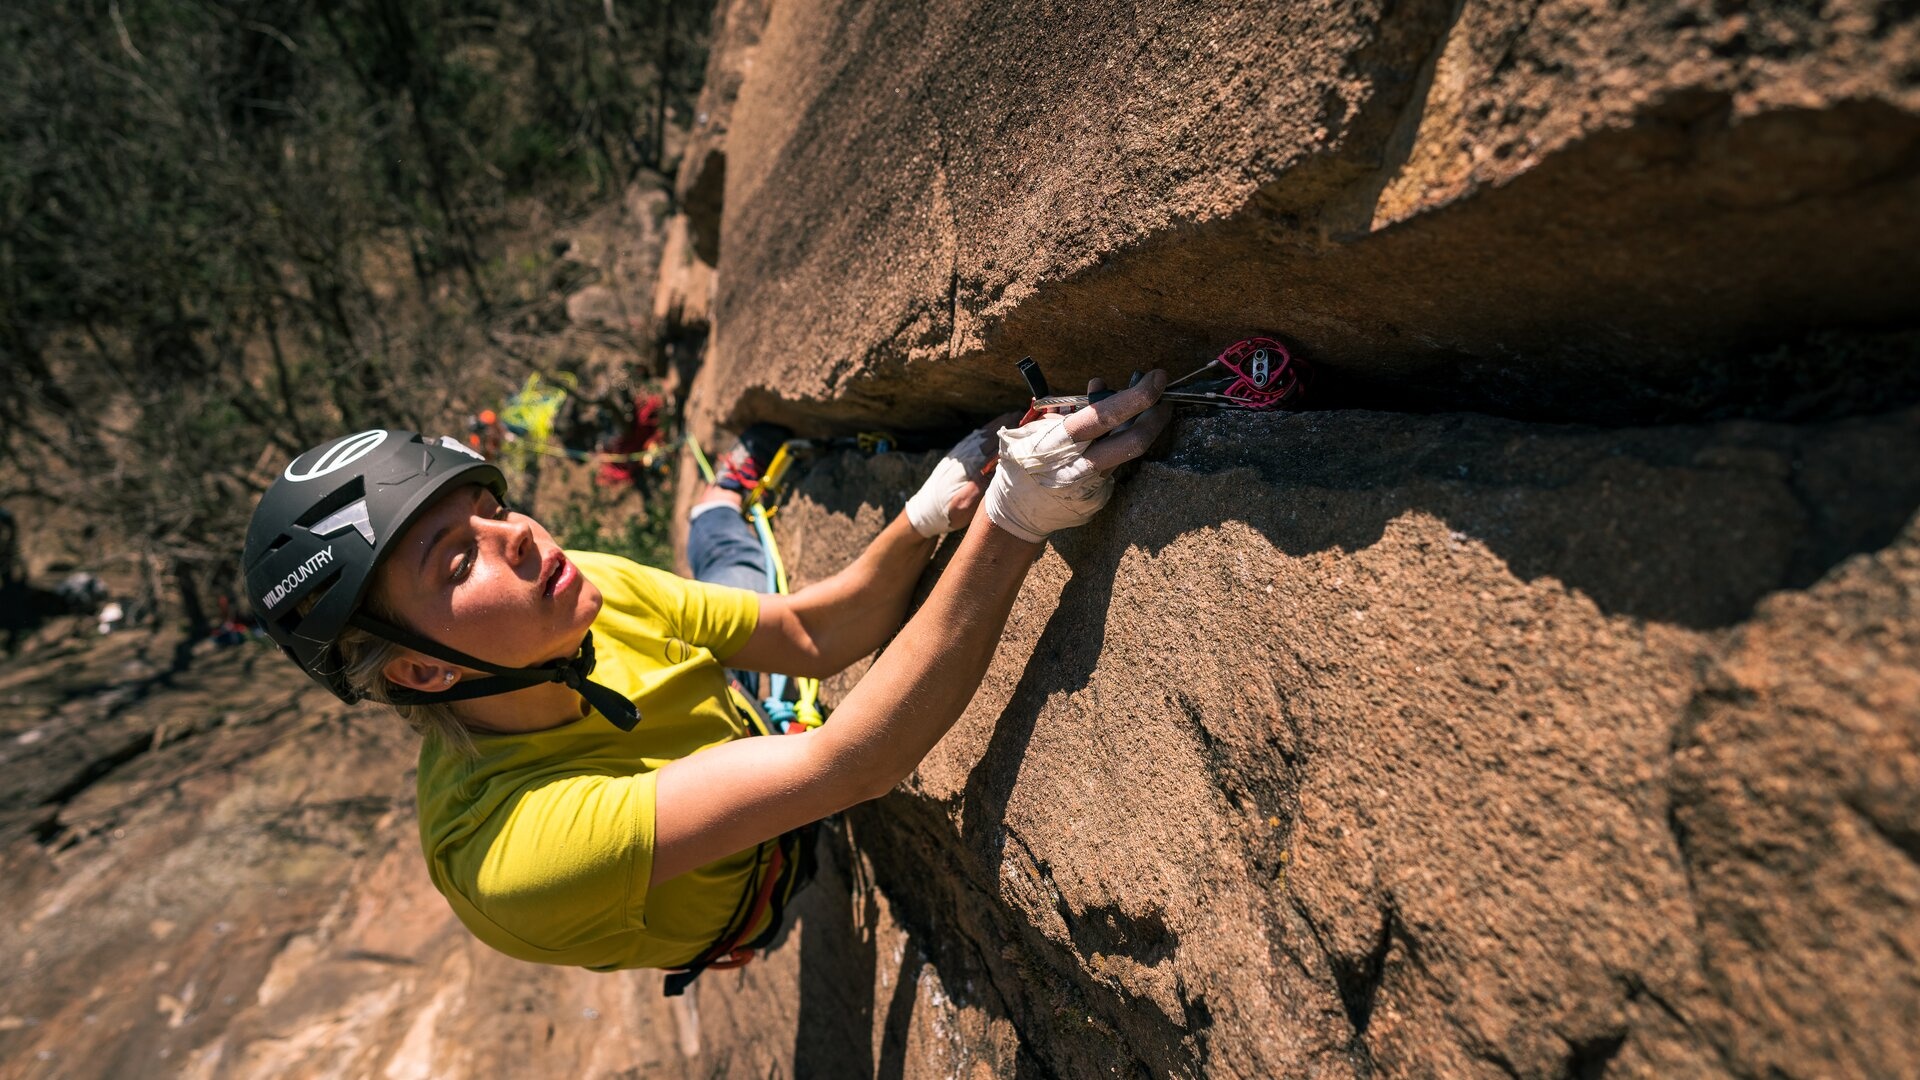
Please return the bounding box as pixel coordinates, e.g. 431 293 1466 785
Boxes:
905 425 997 538
982 415 1114 543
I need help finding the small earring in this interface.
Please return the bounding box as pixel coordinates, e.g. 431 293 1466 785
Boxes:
443 672 457 685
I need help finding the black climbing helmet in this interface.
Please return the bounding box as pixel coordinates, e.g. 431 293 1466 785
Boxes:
243 429 639 730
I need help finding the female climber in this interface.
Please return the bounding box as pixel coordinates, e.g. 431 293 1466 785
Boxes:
240 372 1170 988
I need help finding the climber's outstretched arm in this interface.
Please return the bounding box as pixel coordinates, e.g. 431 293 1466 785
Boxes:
650 373 1171 887
721 513 942 680
723 413 1017 680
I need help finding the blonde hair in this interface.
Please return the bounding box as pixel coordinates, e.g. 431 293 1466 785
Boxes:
322 593 479 759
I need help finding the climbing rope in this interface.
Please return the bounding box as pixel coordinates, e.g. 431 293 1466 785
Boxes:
496 372 575 457
687 433 896 733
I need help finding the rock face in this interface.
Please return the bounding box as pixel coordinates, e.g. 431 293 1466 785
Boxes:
664 0 1920 1076
751 406 1920 1077
0 633 692 1078
690 0 1920 433
677 0 773 267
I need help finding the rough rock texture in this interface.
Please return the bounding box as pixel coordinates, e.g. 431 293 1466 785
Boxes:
0 616 1038 1078
677 0 773 266
692 0 1920 433
656 0 1920 1073
756 405 1920 1077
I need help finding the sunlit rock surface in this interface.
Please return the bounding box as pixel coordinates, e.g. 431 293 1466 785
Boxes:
690 0 1920 432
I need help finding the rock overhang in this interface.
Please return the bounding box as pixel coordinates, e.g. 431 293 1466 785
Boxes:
693 0 1920 437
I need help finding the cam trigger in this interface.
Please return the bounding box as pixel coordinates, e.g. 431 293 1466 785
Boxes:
1015 356 1051 400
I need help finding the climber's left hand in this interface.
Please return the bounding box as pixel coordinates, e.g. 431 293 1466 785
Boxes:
905 412 1021 537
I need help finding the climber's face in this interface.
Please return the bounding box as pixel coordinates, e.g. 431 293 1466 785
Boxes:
372 484 603 673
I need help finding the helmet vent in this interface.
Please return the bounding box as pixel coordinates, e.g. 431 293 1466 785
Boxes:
293 477 367 530
311 498 376 546
273 565 345 634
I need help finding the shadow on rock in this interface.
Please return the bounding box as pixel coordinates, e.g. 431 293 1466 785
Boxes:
790 825 880 1078
1140 405 1920 631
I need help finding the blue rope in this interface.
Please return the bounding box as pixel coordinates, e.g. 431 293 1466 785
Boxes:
747 503 795 730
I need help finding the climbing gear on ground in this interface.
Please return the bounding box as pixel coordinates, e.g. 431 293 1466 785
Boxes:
596 393 670 487
982 415 1114 543
905 423 999 538
1019 336 1309 419
469 382 678 479
243 429 640 731
497 372 575 442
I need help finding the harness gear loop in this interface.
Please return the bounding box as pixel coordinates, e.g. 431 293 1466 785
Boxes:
660 681 818 996
662 843 788 994
662 429 905 992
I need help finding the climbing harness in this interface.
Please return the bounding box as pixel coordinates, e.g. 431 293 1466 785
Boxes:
1017 336 1309 419
659 666 819 996
661 818 817 996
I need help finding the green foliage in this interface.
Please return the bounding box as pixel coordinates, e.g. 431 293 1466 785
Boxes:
552 504 674 572
0 0 710 617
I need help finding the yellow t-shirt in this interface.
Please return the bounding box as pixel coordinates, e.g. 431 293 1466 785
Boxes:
415 550 767 971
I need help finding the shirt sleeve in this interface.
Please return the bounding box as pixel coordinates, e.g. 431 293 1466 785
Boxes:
464 770 659 948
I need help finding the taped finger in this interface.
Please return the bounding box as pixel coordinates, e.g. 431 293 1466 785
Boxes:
1063 369 1168 442
1084 402 1173 473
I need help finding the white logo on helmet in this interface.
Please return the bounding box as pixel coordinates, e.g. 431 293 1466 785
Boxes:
285 430 390 483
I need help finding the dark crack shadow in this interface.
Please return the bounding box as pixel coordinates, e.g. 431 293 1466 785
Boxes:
874 940 921 1080
1135 404 1920 631
792 827 881 1079
1564 1027 1628 1079
1329 900 1398 1038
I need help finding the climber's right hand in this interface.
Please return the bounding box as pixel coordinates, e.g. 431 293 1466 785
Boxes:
983 369 1171 543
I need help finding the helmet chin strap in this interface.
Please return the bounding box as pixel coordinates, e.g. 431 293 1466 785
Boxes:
350 613 641 731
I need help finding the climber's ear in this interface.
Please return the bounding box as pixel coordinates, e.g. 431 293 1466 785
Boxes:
384 652 459 693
